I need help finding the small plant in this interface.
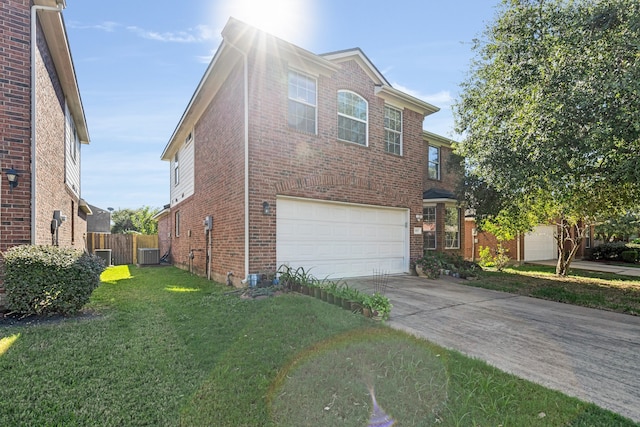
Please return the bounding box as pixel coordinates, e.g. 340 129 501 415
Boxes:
621 250 638 263
478 244 510 271
414 253 442 278
363 292 392 320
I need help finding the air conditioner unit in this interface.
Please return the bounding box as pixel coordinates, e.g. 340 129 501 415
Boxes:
94 249 112 266
138 248 159 265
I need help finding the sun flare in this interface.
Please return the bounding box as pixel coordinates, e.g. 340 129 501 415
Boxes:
216 0 317 46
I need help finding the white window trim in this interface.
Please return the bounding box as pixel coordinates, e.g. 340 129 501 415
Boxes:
288 69 318 135
337 90 368 146
384 104 403 155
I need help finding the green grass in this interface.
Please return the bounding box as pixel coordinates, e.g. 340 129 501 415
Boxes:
0 265 636 426
467 264 640 315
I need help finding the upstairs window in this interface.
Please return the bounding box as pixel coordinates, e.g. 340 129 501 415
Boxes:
174 152 179 186
384 105 402 155
338 90 367 146
288 70 317 134
428 145 440 180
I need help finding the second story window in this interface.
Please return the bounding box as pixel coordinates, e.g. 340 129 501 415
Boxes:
428 145 440 180
384 105 402 155
174 152 179 186
338 90 367 146
288 70 317 134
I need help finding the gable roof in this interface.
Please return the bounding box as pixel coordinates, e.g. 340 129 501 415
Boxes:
162 17 441 160
35 0 90 144
322 48 439 117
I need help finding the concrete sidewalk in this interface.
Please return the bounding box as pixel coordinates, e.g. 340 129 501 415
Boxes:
344 274 640 423
531 259 640 277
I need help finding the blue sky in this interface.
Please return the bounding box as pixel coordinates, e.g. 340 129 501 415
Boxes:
64 0 500 211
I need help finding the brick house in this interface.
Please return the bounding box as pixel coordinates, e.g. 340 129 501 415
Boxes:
160 18 464 285
1 0 91 303
464 218 594 263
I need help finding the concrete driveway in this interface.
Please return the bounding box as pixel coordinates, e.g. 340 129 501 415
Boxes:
343 275 640 423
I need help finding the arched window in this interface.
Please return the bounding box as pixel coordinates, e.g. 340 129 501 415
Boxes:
337 90 367 146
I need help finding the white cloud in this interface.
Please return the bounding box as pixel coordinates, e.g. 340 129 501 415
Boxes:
392 83 454 108
68 21 120 32
126 24 216 43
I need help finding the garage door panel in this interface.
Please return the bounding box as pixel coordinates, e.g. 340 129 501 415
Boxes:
524 225 557 261
277 198 408 278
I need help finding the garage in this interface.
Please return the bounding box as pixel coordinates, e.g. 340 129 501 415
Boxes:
276 197 409 279
524 225 557 261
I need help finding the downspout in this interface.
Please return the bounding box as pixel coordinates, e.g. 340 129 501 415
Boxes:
225 41 250 281
30 1 66 244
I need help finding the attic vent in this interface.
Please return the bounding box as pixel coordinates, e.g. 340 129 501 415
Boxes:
137 248 159 265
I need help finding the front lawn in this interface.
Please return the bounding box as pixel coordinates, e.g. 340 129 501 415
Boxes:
0 265 636 426
467 264 640 315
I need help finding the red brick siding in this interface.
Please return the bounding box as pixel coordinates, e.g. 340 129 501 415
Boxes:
170 62 246 283
244 54 426 274
33 18 86 249
1 0 32 252
157 212 171 261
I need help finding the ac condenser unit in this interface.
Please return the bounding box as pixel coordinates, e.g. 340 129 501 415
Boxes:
137 248 159 265
94 249 112 266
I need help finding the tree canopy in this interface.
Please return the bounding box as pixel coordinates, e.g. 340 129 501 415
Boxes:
454 0 640 274
111 206 160 235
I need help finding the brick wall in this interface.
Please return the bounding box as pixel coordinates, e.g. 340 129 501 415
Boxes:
1 0 32 252
169 43 463 284
170 61 246 283
33 21 86 249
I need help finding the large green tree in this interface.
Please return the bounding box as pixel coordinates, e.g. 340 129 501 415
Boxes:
111 206 160 235
455 0 640 275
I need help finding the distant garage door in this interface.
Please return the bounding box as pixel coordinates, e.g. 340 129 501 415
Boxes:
276 197 409 279
524 225 557 261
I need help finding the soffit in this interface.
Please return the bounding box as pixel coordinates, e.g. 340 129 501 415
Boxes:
37 7 90 144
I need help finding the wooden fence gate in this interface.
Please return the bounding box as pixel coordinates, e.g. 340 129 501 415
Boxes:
86 234 159 265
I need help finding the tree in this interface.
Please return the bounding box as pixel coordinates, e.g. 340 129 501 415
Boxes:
454 0 640 275
595 211 640 242
111 206 160 235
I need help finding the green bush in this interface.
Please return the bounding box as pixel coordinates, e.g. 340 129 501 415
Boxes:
590 242 640 261
621 250 638 263
3 245 105 316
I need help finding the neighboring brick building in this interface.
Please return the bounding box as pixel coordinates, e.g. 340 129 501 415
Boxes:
160 18 464 285
1 0 92 304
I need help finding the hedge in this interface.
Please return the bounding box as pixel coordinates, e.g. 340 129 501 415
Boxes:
3 245 105 316
590 242 640 262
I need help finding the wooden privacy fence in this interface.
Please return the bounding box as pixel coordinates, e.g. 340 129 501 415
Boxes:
86 233 159 265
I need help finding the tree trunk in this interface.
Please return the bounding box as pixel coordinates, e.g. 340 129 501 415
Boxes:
555 221 587 276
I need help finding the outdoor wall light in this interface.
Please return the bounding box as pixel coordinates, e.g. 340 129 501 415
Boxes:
6 167 18 192
415 214 423 221
262 201 271 215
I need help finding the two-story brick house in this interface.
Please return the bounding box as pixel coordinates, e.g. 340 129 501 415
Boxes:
1 0 92 303
160 18 463 285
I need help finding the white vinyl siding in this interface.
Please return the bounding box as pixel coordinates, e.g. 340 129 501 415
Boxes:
170 133 195 206
64 101 80 196
276 197 409 278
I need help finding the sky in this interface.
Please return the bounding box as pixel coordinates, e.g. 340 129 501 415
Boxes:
63 0 501 211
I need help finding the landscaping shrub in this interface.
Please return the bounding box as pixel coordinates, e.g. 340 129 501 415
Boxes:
3 245 105 315
621 250 638 263
478 244 510 271
590 242 640 261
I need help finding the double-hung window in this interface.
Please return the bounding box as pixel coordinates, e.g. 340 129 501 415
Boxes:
428 145 440 180
337 90 367 146
288 70 317 134
423 206 437 250
445 207 460 249
384 105 402 155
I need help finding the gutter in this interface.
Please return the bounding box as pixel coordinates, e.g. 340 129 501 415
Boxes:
30 1 66 244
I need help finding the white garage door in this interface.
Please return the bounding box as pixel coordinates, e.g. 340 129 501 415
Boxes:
524 225 557 261
276 197 409 279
